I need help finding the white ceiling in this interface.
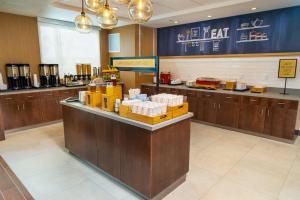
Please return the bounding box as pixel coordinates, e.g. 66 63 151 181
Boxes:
0 0 300 28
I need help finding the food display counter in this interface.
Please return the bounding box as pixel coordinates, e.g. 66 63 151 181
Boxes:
61 101 193 199
141 83 300 142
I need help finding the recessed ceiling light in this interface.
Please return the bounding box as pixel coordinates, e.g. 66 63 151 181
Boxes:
251 7 257 10
208 15 212 18
170 20 179 24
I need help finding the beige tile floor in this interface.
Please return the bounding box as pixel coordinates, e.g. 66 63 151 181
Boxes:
0 122 300 200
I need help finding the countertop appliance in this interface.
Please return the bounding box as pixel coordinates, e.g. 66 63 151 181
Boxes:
50 64 60 87
195 77 221 90
160 72 171 84
39 64 51 88
18 64 32 89
6 64 21 90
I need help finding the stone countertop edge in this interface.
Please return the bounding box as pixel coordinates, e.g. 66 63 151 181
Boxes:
141 84 300 101
0 86 87 96
60 101 193 132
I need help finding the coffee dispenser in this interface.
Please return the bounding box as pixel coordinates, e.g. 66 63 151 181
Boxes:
18 64 32 89
39 64 51 87
49 64 60 87
6 64 21 90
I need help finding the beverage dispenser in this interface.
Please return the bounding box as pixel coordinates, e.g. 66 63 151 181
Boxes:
49 64 60 87
39 64 51 88
18 64 32 89
6 64 21 90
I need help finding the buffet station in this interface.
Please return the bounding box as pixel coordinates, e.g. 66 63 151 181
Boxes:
141 69 300 142
61 56 193 200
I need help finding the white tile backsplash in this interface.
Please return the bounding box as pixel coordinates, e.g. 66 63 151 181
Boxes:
160 56 300 89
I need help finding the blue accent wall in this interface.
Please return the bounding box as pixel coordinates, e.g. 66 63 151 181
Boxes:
157 6 300 56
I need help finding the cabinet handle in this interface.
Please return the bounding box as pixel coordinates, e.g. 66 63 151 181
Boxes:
278 102 286 105
47 94 53 96
27 96 33 98
17 105 20 111
250 99 257 102
213 103 216 109
22 104 25 110
205 94 211 97
225 96 233 99
261 109 264 115
267 109 270 117
218 104 221 109
5 97 13 100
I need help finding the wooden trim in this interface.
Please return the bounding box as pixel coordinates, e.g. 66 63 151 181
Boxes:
0 156 34 200
160 52 300 59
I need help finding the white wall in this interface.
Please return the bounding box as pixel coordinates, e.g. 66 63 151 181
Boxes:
160 56 300 89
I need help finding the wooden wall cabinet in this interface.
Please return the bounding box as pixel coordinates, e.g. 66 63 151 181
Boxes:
238 96 267 133
141 85 299 141
264 99 298 140
0 88 85 139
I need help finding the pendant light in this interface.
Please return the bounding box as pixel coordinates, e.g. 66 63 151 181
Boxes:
75 0 93 33
114 0 130 4
84 0 104 12
128 0 153 24
97 0 118 29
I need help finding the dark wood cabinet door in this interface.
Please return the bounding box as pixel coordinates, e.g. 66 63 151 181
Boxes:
96 118 121 178
264 107 297 140
1 102 22 130
120 125 151 197
216 102 239 128
63 106 98 165
202 100 217 123
186 91 198 119
238 105 266 133
141 85 155 96
41 97 60 122
22 99 42 126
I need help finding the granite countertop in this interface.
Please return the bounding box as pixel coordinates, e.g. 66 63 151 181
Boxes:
142 83 300 101
0 86 87 96
61 101 193 131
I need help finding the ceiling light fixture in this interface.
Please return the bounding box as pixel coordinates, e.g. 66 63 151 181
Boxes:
114 0 130 4
97 0 118 29
207 15 212 18
251 7 257 10
76 0 154 31
173 20 179 24
84 0 104 12
128 0 153 24
74 0 93 33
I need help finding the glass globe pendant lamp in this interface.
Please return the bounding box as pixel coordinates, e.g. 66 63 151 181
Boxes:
114 0 130 4
97 0 118 29
84 0 104 12
128 0 153 24
75 0 93 33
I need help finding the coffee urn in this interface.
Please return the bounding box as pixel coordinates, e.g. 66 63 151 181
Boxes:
49 64 60 87
39 64 51 87
6 64 21 90
18 64 32 89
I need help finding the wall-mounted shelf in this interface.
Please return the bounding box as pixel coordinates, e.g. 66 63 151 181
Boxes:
176 37 230 44
236 38 269 43
236 25 271 31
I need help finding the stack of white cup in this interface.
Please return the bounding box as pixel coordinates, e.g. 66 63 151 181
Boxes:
151 93 184 107
124 101 167 117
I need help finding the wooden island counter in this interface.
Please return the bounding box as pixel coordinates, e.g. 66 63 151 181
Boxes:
61 101 193 200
